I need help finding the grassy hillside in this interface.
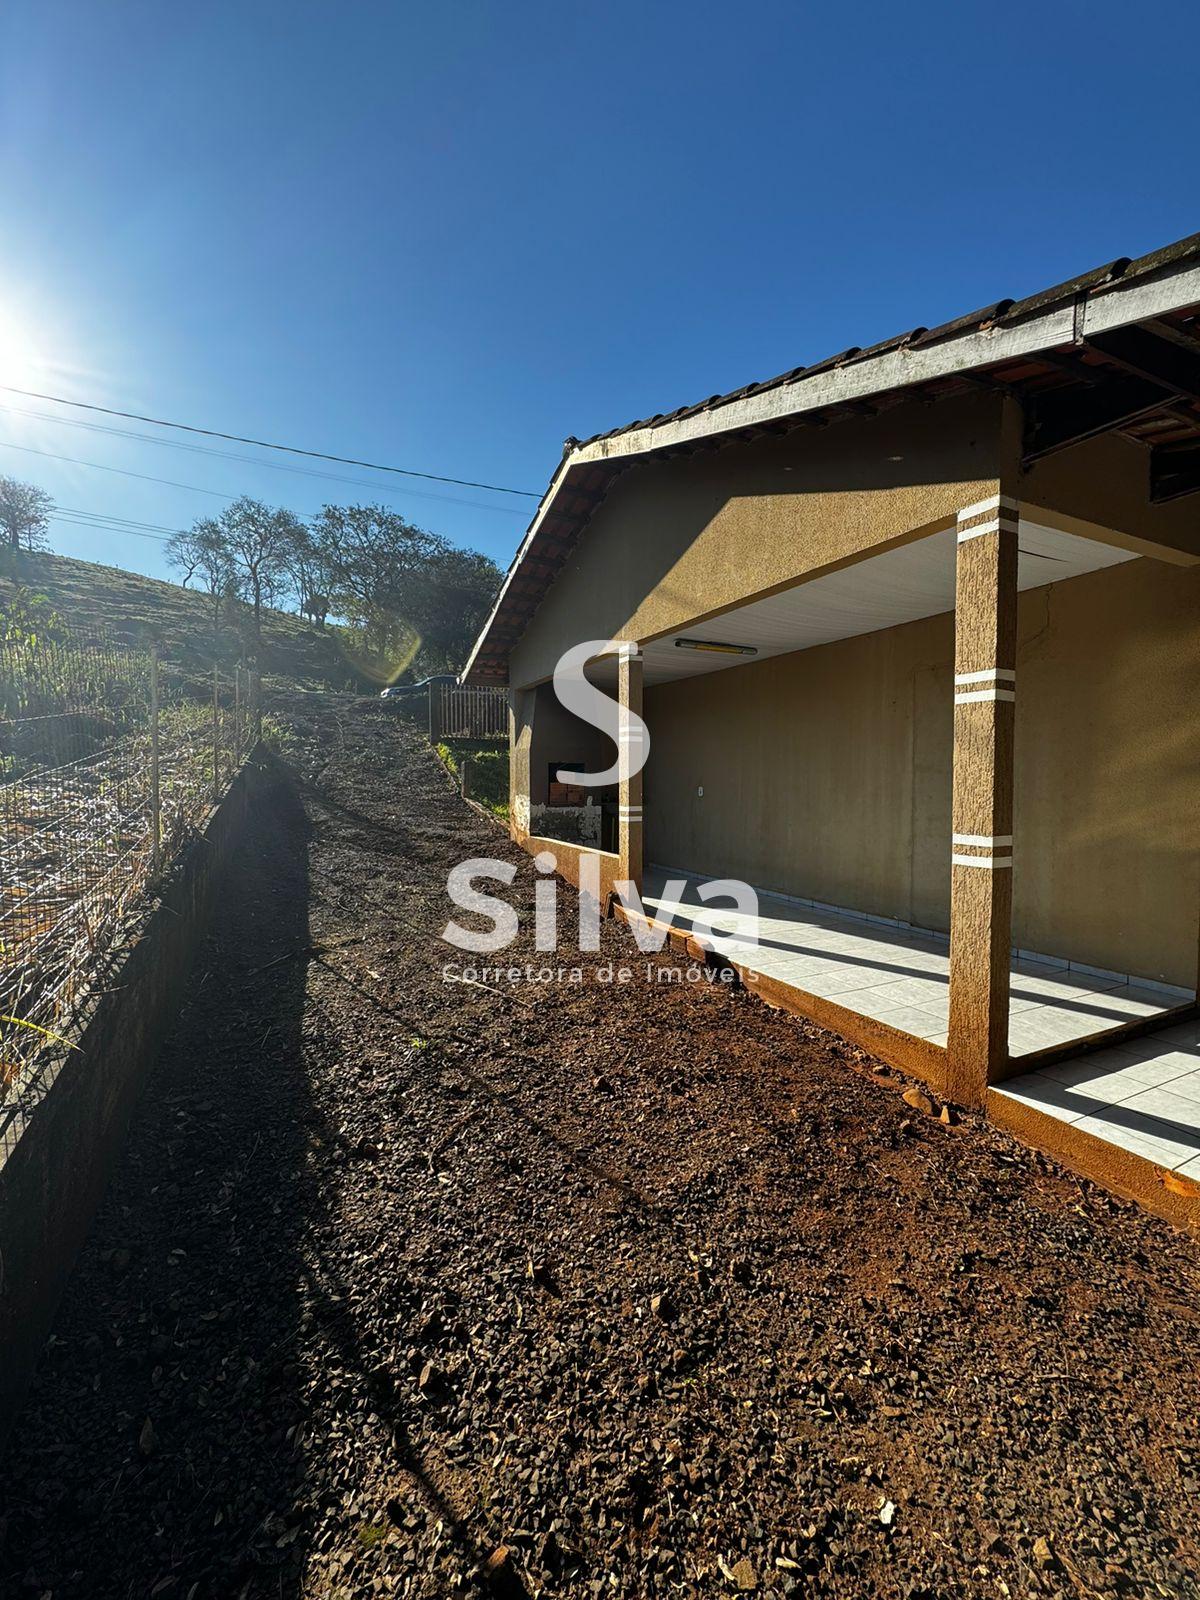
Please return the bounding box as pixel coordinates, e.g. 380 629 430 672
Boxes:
0 549 361 689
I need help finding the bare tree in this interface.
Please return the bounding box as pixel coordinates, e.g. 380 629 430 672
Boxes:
168 499 309 647
0 475 53 552
190 497 304 644
280 521 332 619
165 519 238 635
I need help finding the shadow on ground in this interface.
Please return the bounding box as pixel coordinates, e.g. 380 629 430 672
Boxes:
1 762 321 1594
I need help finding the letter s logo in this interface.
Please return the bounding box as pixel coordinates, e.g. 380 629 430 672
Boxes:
442 858 519 952
551 640 649 788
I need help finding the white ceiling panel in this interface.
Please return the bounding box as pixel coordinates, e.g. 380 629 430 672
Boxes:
633 521 1136 685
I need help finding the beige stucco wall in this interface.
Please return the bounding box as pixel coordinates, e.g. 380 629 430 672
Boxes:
642 556 1199 989
506 393 1200 697
509 392 1011 691
1025 430 1200 561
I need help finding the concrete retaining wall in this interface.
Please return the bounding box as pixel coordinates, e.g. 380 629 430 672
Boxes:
0 755 262 1441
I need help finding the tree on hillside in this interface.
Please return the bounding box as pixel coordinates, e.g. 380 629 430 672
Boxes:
206 497 305 645
309 504 500 676
165 519 238 635
0 475 53 552
415 542 503 673
280 521 334 622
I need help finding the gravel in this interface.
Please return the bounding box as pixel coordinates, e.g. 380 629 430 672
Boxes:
1 695 1198 1599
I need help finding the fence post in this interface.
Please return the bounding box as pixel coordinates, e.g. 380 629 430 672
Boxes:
150 643 161 877
252 664 263 744
212 663 220 802
428 681 441 745
233 662 242 760
461 754 474 801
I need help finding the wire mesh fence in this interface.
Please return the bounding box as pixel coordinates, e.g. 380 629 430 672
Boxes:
1 590 260 1107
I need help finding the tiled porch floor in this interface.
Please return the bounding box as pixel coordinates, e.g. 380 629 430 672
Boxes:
993 1018 1200 1175
642 867 1191 1057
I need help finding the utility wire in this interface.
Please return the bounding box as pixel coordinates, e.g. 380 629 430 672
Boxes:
56 505 183 535
0 425 525 516
50 515 169 544
0 383 540 498
0 400 528 509
0 438 233 499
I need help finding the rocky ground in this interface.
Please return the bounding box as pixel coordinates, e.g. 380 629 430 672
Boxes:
1 696 1198 1599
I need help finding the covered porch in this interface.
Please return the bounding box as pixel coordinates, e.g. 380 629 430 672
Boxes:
601 493 1199 1219
642 868 1191 1062
603 499 1195 1083
470 242 1200 1223
643 869 1199 1182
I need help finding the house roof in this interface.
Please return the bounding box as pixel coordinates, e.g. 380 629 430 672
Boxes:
463 231 1200 683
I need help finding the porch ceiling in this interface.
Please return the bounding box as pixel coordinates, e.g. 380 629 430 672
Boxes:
634 520 1135 685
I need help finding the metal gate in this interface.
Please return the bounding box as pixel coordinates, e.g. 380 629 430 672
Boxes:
430 681 507 742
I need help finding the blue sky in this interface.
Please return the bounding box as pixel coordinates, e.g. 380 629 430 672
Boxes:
0 0 1197 583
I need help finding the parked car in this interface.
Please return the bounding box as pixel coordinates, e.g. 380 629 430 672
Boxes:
379 674 456 701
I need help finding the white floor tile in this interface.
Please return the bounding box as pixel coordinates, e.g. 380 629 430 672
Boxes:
1092 984 1183 1017
849 976 949 1012
1117 1084 1200 1126
1009 1009 1096 1053
1155 1019 1200 1049
995 1074 1087 1123
643 870 1180 1056
866 1006 950 1039
1007 993 1048 1015
1072 1110 1200 1170
1040 1050 1145 1087
1144 1069 1200 1106
1104 1047 1200 1086
1011 966 1123 996
796 966 904 999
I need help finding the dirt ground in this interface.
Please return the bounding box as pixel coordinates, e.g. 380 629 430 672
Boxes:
2 696 1198 1600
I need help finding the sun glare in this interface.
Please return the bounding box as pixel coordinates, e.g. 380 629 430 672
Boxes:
0 305 49 391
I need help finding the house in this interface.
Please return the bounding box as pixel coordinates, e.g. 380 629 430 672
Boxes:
462 232 1200 1225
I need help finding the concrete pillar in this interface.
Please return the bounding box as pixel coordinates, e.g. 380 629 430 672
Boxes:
617 647 644 895
508 687 533 842
946 492 1019 1106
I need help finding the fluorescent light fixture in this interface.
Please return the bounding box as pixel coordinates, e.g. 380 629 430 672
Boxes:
673 637 758 656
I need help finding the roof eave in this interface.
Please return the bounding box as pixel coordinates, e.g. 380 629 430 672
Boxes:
461 247 1200 685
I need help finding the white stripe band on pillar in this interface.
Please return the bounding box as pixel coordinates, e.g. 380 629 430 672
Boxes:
952 834 1013 847
952 853 1013 869
956 515 1019 544
954 668 1016 686
619 808 643 820
957 493 1019 522
955 688 1016 704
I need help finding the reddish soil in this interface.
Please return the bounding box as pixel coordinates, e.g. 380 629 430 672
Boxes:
1 696 1198 1599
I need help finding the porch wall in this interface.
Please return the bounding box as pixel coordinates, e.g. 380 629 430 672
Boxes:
643 556 1200 990
508 393 1008 692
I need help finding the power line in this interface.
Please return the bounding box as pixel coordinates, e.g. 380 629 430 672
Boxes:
0 438 233 499
0 400 527 511
50 515 170 544
56 506 183 535
0 423 525 516
0 383 540 498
